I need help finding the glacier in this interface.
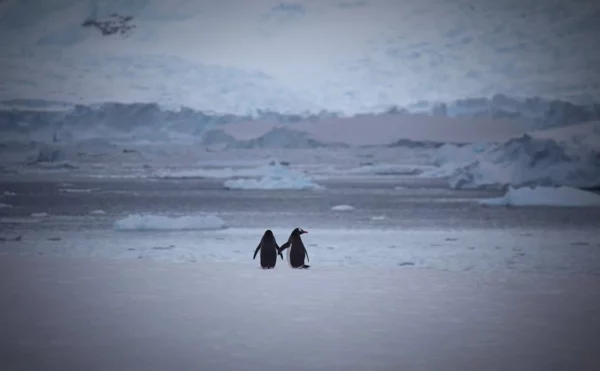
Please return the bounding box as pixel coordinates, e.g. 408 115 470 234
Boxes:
1 96 597 148
0 100 342 145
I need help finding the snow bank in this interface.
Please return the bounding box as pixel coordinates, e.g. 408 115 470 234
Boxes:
114 214 226 231
479 186 600 207
331 204 355 211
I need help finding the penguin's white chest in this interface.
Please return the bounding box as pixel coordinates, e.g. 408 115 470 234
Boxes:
287 243 294 267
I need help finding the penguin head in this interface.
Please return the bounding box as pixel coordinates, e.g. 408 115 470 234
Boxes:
292 228 308 236
264 229 274 237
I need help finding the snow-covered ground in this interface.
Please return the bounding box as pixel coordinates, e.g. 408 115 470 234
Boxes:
1 255 598 371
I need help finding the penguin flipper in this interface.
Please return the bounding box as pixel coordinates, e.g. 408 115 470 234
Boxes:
253 243 261 260
279 241 290 252
304 247 310 262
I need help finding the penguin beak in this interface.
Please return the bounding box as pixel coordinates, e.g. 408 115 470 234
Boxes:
302 230 308 234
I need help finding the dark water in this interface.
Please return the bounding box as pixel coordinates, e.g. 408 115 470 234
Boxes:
2 176 599 231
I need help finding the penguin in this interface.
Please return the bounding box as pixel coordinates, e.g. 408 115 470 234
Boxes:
253 230 284 269
279 228 310 269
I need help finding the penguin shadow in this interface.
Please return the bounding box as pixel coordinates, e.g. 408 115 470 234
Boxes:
253 228 311 269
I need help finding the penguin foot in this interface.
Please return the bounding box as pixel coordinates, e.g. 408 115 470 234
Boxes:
301 265 310 269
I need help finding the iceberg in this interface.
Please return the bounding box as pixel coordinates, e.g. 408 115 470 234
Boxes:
114 213 227 231
425 122 600 189
331 204 355 211
479 186 600 207
447 133 600 189
223 161 323 190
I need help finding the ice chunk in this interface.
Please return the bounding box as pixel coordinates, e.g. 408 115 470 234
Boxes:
224 176 323 190
418 143 484 178
0 203 12 208
222 161 323 190
60 188 97 193
89 209 107 215
31 212 49 217
346 164 421 176
479 186 600 207
331 204 355 211
3 191 16 196
114 214 227 231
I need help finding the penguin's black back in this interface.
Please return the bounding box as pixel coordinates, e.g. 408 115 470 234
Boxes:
258 230 279 268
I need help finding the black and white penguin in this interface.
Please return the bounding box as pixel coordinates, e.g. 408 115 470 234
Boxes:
253 230 284 269
279 228 310 269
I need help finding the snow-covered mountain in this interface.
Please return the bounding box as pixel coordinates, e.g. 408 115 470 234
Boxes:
400 94 600 130
0 99 347 145
1 0 599 114
1 94 598 148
